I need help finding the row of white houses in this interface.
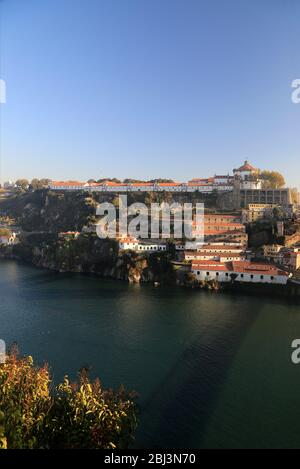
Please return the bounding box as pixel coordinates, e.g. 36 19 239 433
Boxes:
48 161 265 194
49 180 233 193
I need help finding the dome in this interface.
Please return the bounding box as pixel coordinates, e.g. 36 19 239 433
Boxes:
234 160 257 172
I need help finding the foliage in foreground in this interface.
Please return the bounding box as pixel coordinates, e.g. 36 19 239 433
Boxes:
0 350 137 449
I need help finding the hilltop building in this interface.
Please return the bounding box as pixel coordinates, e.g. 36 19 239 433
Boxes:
48 161 293 209
48 161 262 193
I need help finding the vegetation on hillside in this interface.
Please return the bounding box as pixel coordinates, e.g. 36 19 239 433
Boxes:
0 189 220 233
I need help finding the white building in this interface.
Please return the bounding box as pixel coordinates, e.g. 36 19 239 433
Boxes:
136 242 167 252
175 243 186 251
198 243 245 253
119 237 167 252
185 242 246 261
0 232 17 245
185 250 246 262
3 181 15 189
118 237 139 250
191 260 290 285
233 161 263 190
191 261 291 285
49 161 266 194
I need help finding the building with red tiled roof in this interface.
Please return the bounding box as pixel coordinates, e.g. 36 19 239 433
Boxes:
48 160 266 194
191 260 290 284
233 160 258 173
185 250 246 262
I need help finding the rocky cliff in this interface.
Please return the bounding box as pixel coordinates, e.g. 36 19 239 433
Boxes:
0 232 180 285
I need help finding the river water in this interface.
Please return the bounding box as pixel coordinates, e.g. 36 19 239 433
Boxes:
0 259 300 448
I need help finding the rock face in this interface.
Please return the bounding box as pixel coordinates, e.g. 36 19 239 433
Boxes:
2 233 177 285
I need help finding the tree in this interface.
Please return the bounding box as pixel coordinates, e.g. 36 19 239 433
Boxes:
30 179 51 190
15 179 29 190
39 178 51 188
273 206 284 220
291 188 299 205
97 178 121 183
0 350 137 449
148 179 175 183
123 179 145 184
260 171 285 189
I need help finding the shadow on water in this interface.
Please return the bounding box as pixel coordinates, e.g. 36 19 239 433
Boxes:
135 297 262 448
1 260 296 448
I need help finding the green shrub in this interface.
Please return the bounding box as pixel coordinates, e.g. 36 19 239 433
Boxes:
0 351 137 449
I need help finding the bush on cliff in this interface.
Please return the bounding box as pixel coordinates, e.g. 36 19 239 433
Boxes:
0 350 137 449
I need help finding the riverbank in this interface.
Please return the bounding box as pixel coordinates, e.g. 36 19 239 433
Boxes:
1 240 299 300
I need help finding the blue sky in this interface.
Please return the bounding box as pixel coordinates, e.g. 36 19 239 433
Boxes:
0 0 299 188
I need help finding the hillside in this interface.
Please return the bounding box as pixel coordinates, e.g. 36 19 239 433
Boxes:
0 189 221 233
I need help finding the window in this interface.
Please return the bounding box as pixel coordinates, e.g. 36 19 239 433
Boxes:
260 275 264 280
240 274 244 278
206 272 210 276
271 276 274 280
197 271 200 275
251 274 253 279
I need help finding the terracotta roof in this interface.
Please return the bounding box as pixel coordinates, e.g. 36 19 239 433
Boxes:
191 251 244 257
231 261 289 276
187 182 213 186
204 229 247 235
119 237 138 244
234 160 257 172
189 178 214 183
129 183 153 187
156 182 181 187
192 260 289 276
51 181 85 187
102 181 122 186
203 224 245 229
199 244 244 251
204 214 240 219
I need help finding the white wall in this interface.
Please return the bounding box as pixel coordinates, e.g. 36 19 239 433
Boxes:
192 268 289 284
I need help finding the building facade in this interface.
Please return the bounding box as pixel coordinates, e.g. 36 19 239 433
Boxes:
191 260 290 285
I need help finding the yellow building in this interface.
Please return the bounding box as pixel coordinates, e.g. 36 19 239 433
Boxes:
263 244 282 259
242 204 277 223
